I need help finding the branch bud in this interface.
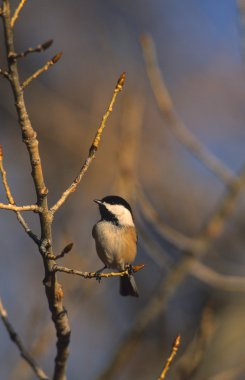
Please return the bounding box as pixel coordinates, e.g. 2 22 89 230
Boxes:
117 71 126 90
41 39 53 51
51 51 63 64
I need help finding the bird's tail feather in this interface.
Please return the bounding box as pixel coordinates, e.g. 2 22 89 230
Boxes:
120 274 139 297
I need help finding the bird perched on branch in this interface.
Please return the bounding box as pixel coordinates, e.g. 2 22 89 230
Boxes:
92 195 139 297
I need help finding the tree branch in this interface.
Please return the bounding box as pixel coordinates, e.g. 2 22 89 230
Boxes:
0 202 41 211
50 71 126 215
0 298 49 380
14 39 53 59
10 0 27 28
22 52 63 89
190 261 245 292
157 335 180 380
0 145 40 243
0 145 40 244
141 33 235 185
2 2 70 379
53 264 145 279
0 67 10 79
136 182 201 251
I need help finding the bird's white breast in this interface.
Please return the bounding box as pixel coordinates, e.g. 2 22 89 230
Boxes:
92 221 137 270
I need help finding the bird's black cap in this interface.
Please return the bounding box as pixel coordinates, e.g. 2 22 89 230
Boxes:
100 195 132 213
94 195 133 225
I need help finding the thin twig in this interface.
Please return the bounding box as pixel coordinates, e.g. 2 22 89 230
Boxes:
14 39 53 59
0 298 49 380
0 146 39 243
50 72 126 214
0 67 10 79
175 303 215 380
141 33 235 185
53 264 145 279
157 335 181 380
10 0 27 28
0 202 41 211
22 52 62 89
48 242 74 260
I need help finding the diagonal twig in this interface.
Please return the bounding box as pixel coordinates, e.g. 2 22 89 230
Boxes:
14 39 53 59
136 182 201 251
50 72 126 215
22 52 62 89
0 298 49 380
141 33 235 185
157 335 181 380
0 146 39 243
0 67 10 79
10 0 27 28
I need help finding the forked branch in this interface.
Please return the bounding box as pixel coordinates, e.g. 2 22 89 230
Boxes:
0 146 39 243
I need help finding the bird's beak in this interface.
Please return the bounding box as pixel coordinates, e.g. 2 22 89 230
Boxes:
94 199 102 205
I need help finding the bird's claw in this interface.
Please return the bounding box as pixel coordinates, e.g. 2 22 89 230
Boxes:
95 272 102 283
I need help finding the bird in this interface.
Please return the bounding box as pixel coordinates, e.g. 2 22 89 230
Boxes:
92 195 139 297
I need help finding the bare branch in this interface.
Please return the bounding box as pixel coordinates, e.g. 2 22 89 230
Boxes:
2 2 71 378
0 67 10 79
53 264 145 279
22 52 63 89
48 242 74 260
136 182 201 251
14 39 53 59
0 202 41 211
0 146 39 243
141 33 235 185
10 0 27 28
200 167 245 239
190 261 245 292
0 298 49 380
50 72 126 214
157 335 181 380
206 363 245 380
175 303 215 380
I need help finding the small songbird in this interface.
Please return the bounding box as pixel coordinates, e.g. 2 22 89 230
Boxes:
92 195 139 297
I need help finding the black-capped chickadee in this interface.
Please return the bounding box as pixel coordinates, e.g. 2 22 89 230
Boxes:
92 195 139 297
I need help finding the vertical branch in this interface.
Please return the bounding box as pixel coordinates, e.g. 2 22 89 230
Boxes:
2 2 70 379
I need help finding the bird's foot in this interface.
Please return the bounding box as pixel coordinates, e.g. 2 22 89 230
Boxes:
95 266 107 283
